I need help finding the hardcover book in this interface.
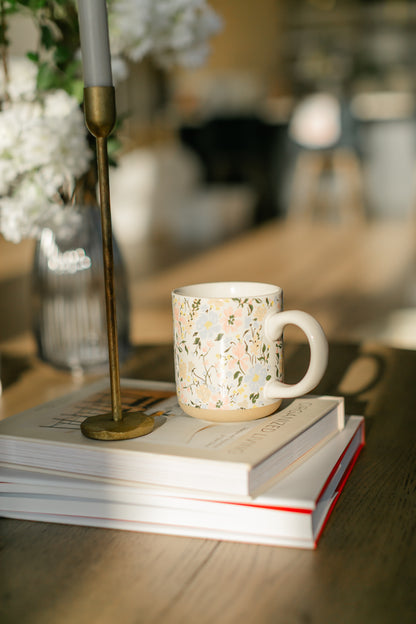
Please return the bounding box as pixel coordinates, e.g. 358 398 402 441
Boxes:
0 378 345 497
0 416 364 549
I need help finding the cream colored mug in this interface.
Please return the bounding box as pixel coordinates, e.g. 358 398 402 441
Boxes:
172 282 328 422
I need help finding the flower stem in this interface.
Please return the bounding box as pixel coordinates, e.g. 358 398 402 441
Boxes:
0 0 10 105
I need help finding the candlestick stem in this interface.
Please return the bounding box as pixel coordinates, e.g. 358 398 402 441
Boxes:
96 134 123 423
80 86 154 440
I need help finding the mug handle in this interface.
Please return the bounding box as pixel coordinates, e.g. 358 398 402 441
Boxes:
264 310 328 399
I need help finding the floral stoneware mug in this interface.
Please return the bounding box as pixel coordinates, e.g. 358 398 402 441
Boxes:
172 282 328 422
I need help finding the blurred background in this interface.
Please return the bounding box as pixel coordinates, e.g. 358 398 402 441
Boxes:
109 0 416 256
3 0 416 353
8 0 416 248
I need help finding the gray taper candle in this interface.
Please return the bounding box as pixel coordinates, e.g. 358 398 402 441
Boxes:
77 0 113 87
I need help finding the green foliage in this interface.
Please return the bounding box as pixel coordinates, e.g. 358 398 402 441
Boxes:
1 1 125 165
3 1 82 96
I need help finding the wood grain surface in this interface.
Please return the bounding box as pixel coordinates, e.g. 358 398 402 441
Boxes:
1 341 415 624
1 219 415 623
129 220 416 347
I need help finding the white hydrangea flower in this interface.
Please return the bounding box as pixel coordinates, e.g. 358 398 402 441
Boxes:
109 0 152 61
108 0 222 69
0 56 37 101
0 87 93 243
0 160 17 196
0 1 222 242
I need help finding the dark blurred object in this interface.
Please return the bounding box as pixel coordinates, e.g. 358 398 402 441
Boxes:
0 352 31 393
179 115 288 223
0 274 31 343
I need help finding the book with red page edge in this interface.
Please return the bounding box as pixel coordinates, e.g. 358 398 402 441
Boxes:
219 413 365 513
0 378 345 497
313 428 364 547
0 416 364 549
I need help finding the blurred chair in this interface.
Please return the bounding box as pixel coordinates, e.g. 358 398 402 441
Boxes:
287 93 365 222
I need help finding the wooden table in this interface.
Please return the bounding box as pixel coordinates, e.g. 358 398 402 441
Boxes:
129 219 416 348
1 219 416 348
1 220 416 623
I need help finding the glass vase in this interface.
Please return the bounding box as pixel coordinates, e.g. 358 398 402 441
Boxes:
32 204 130 374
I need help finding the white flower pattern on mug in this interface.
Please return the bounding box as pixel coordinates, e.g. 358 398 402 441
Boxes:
173 294 283 411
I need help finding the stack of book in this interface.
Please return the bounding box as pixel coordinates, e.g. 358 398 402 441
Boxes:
0 379 364 549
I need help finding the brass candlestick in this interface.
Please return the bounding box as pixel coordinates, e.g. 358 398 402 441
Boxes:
80 86 154 441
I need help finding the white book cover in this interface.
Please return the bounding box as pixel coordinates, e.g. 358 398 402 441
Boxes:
0 416 364 549
0 378 344 496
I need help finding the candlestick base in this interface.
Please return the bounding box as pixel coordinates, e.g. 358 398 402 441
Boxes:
81 411 155 441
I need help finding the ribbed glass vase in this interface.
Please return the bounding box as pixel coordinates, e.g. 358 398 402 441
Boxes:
32 204 130 374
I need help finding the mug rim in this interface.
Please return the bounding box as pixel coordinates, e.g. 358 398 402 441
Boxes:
172 281 281 299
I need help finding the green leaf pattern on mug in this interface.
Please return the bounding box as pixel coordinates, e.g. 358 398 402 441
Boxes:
173 295 283 411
